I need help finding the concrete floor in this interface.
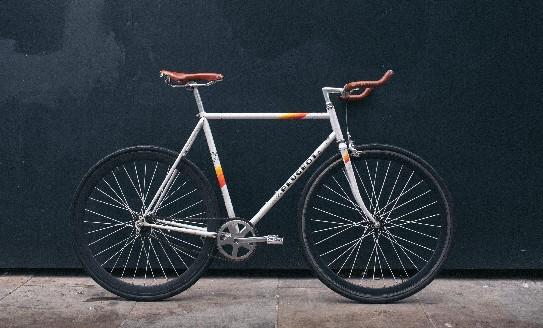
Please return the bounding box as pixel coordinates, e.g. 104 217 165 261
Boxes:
0 273 542 328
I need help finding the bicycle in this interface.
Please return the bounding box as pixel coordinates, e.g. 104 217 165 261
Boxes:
72 69 453 303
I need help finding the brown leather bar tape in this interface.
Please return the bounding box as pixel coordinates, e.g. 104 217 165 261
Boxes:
343 70 394 92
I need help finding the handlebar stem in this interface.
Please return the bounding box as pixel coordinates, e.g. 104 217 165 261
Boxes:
321 87 344 104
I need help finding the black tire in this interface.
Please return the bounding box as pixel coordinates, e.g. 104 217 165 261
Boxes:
72 146 220 301
299 144 453 303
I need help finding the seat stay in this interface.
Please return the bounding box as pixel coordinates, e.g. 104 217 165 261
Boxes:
144 117 205 216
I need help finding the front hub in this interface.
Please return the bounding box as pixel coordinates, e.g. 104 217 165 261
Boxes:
371 214 384 229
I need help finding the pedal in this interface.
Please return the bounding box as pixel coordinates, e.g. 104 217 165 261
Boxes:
266 235 283 245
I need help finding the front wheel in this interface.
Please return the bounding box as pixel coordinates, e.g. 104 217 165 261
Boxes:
72 146 220 301
299 145 453 303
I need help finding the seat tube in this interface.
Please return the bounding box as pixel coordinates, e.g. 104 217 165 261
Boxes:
201 118 236 218
194 87 236 218
326 102 377 226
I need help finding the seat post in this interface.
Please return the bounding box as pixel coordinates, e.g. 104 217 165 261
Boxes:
192 87 206 114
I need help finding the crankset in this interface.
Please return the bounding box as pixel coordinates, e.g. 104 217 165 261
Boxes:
216 219 284 261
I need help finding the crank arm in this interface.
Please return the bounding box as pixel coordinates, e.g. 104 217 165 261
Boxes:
235 235 283 245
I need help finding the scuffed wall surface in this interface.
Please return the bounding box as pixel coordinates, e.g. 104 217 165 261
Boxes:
0 0 542 269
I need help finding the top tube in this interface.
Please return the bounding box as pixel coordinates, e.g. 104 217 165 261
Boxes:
202 113 330 120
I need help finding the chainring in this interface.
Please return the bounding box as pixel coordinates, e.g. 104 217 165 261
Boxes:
216 219 257 261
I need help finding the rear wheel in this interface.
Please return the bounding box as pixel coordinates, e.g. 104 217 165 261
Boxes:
72 146 220 301
299 145 453 303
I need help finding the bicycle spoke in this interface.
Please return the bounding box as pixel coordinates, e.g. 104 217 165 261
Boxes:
383 229 430 263
372 233 384 282
389 214 441 228
159 231 194 269
320 236 362 256
381 230 421 270
159 229 201 250
89 196 129 212
385 229 433 252
376 233 396 283
164 179 188 202
142 163 147 203
312 206 355 224
337 227 371 275
168 200 204 218
101 234 136 267
361 241 377 280
97 183 130 210
85 208 128 225
111 231 136 274
143 162 158 203
329 236 361 266
155 232 190 269
386 201 438 225
86 222 131 234
385 228 409 280
120 234 137 279
123 165 144 206
95 234 133 257
172 211 207 220
83 220 124 226
315 224 355 246
323 182 362 217
336 237 362 274
353 164 375 212
88 225 129 246
310 218 354 227
316 194 358 211
142 237 149 283
348 234 364 278
365 160 379 212
377 179 422 216
133 238 144 280
381 171 414 223
112 171 131 210
149 237 167 280
133 162 144 204
333 176 356 207
152 232 180 277
376 161 391 212
310 218 356 233
379 189 430 219
157 170 179 209
157 187 194 211
382 164 402 213
387 222 439 240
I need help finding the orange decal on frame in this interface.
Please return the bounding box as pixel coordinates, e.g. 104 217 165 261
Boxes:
342 151 350 163
279 113 308 120
215 165 226 188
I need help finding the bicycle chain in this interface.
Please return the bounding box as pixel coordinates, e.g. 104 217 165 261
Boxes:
149 216 254 262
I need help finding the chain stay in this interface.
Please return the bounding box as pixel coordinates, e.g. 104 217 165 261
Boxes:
148 216 255 262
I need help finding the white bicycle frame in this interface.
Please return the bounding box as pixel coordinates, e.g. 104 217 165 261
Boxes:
141 84 377 238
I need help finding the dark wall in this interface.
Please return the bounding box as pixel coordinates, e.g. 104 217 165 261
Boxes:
1 0 542 269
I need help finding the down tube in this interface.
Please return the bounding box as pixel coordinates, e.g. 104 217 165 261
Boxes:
249 132 336 226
